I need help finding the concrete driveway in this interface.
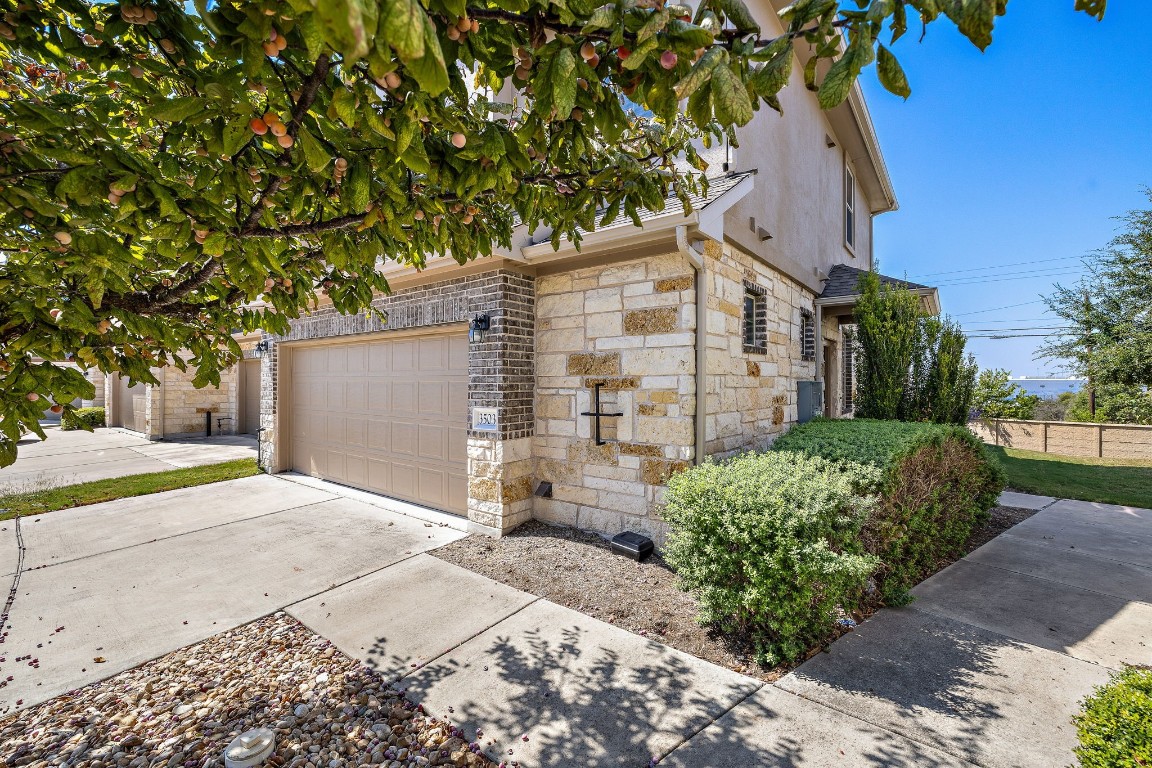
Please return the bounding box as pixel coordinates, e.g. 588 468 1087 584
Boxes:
0 427 256 491
2 481 1148 767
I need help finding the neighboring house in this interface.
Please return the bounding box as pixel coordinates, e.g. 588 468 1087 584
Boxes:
103 332 263 439
252 2 940 542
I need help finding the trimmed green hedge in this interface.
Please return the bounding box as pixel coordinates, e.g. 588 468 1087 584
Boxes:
663 418 1006 664
60 406 105 431
664 451 882 665
1074 666 1152 767
772 418 1005 599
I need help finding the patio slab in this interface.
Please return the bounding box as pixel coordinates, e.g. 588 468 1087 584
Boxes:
776 608 1112 768
998 491 1056 510
965 534 1152 604
662 685 976 768
402 598 763 767
289 554 538 681
1 495 462 710
910 559 1152 668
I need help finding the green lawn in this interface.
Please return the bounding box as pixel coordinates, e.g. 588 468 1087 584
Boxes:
0 459 260 520
987 446 1152 508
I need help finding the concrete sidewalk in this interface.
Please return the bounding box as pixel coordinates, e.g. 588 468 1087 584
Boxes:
289 491 1150 767
0 427 256 489
4 477 1146 766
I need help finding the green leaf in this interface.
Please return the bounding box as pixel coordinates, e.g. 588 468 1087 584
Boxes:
942 0 1000 51
552 48 578 118
150 96 205 124
201 231 228 257
818 30 874 109
748 46 792 99
674 47 725 101
711 63 754 126
346 162 370 212
581 4 616 34
718 0 760 33
404 17 449 95
1074 0 1106 21
298 126 331 173
315 0 376 62
876 44 910 99
638 9 670 42
379 0 428 60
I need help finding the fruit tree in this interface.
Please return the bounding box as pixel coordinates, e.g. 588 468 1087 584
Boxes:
0 0 1106 464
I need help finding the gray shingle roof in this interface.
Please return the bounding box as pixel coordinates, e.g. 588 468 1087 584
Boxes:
819 264 930 300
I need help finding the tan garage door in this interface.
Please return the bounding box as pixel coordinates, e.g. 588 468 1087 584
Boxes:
289 332 469 515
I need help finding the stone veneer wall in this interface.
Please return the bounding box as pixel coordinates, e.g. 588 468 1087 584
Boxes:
534 252 697 542
155 364 239 438
703 240 818 455
258 268 535 533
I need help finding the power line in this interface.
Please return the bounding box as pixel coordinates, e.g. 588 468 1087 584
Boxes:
964 333 1062 339
933 267 1084 286
907 255 1083 280
953 299 1048 316
961 327 1073 332
935 270 1083 287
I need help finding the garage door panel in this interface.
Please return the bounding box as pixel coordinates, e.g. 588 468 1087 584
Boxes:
448 382 468 419
418 424 448 461
289 332 468 515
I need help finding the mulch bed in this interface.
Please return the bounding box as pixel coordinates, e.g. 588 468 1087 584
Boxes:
431 505 1039 682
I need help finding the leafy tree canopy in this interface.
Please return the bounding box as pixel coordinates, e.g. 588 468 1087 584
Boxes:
1043 189 1152 396
972 368 1039 420
0 0 1107 464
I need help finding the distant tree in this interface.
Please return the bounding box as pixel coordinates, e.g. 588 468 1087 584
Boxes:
1043 191 1152 413
1064 384 1152 426
972 368 1040 420
853 272 976 425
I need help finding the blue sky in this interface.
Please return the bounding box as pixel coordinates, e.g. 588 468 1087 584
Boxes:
858 0 1151 377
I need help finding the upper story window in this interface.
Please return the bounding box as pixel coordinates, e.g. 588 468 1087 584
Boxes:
742 280 767 354
844 164 856 252
800 308 816 362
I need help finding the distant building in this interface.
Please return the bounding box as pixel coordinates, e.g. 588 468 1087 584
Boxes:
1010 377 1086 398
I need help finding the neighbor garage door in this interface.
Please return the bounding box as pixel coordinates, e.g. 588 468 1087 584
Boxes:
288 332 469 515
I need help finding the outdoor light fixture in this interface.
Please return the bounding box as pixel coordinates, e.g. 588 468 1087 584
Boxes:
469 313 490 343
253 339 270 359
224 728 275 768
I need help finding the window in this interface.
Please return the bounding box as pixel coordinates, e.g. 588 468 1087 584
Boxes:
842 325 856 414
800 308 816 362
844 164 856 251
742 280 767 353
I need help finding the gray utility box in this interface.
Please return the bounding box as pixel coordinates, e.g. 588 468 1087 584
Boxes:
797 381 824 423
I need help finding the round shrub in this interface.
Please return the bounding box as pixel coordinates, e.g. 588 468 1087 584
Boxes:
663 451 882 665
1074 665 1152 767
60 406 105 431
771 418 1006 601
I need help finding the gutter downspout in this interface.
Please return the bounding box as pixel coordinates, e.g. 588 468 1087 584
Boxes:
677 226 707 465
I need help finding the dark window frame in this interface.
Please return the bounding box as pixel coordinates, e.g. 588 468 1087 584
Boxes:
800 308 816 362
742 280 768 354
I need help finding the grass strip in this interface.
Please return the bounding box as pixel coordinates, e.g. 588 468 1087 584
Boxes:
987 445 1152 508
0 459 260 520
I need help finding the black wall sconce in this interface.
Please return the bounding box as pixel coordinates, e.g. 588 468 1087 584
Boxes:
469 313 490 343
253 339 270 359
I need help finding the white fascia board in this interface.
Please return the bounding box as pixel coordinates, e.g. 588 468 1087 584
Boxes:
519 173 755 263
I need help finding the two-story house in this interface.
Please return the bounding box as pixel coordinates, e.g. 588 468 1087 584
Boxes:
250 2 939 542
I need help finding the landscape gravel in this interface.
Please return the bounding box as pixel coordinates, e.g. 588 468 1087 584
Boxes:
0 614 498 768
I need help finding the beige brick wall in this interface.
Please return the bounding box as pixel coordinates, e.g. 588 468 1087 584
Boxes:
533 252 697 542
156 363 240 438
974 418 1152 460
703 241 818 456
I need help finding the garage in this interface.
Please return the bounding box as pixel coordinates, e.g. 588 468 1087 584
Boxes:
115 375 147 433
287 330 469 515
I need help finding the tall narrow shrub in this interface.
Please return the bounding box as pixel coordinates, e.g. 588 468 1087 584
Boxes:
853 272 976 425
854 271 921 420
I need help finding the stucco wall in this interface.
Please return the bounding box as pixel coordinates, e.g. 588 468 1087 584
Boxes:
533 252 697 542
703 241 818 455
